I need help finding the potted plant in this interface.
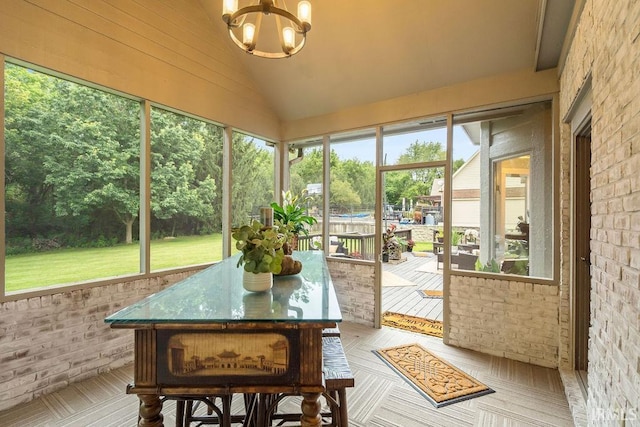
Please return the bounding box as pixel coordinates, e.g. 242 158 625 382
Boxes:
382 224 402 261
406 239 415 252
232 220 285 291
434 227 444 243
475 258 501 273
271 189 317 254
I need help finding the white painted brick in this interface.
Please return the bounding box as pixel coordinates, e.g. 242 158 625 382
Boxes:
0 269 190 412
450 274 560 368
563 3 640 417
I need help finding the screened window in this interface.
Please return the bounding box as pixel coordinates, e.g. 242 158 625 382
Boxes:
231 133 275 227
4 63 140 292
452 101 553 278
150 107 223 270
382 118 448 222
383 118 447 166
288 144 323 250
328 131 376 259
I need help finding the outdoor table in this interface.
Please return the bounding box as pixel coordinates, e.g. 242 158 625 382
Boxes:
105 251 342 427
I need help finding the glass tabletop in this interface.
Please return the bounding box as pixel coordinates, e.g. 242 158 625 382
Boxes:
105 251 342 325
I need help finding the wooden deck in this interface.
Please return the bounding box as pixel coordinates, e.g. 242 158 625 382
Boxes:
382 251 443 321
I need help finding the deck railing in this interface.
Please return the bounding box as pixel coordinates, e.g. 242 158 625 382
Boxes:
298 229 412 261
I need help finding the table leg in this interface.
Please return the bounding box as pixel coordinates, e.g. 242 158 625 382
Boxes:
175 400 185 427
300 392 322 427
257 394 267 427
138 394 164 427
222 395 232 427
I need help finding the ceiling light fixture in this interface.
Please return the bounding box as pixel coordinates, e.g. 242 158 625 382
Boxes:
222 0 312 59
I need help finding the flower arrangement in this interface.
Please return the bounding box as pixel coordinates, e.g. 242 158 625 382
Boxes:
232 220 285 274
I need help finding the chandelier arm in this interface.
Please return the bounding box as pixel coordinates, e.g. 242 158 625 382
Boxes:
250 12 263 51
273 14 289 54
223 5 261 27
225 4 310 33
227 13 247 28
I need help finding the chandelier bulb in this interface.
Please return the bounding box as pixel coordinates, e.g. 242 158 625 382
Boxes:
298 1 311 27
222 0 238 16
243 23 256 47
283 27 295 50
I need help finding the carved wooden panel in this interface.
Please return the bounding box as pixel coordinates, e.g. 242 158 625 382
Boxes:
156 329 300 386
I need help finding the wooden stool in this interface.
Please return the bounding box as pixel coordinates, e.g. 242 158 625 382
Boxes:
322 325 341 337
321 336 354 427
264 336 354 427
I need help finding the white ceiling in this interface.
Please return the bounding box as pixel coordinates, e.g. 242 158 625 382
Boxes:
203 0 573 122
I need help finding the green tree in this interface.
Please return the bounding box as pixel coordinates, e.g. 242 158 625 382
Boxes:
385 141 447 206
333 157 375 209
150 108 218 237
195 124 224 233
329 179 361 212
289 147 324 214
4 64 59 241
41 80 141 244
231 135 274 226
397 140 446 163
453 158 465 172
5 64 223 248
289 147 325 191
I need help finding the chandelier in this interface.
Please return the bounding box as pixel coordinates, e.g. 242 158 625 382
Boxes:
222 0 312 59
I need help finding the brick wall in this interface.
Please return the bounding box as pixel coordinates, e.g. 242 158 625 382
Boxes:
0 260 367 411
559 0 640 424
448 275 560 368
0 272 192 412
326 258 375 327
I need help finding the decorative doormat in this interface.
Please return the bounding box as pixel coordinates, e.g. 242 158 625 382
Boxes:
374 343 494 407
381 311 443 338
417 289 443 298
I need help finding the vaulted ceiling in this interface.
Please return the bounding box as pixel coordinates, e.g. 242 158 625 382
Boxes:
200 0 574 122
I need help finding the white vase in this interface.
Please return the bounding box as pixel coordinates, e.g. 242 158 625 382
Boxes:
243 270 273 292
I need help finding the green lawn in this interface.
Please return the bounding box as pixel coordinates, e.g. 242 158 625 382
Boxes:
413 241 433 252
6 236 434 293
5 234 225 292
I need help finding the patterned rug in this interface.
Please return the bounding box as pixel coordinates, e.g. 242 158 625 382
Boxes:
381 311 443 338
417 289 443 298
374 343 494 407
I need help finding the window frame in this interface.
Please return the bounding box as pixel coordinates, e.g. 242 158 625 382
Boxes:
1 56 559 302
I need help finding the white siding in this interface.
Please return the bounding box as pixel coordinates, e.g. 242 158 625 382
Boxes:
452 151 481 190
451 199 480 227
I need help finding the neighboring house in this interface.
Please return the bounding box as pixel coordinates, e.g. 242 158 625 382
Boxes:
432 150 527 233
451 151 482 228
